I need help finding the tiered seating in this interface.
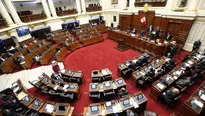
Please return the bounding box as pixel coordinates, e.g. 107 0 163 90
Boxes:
29 73 80 101
117 53 152 78
150 50 205 102
9 79 74 116
56 8 78 16
131 56 176 87
18 10 46 22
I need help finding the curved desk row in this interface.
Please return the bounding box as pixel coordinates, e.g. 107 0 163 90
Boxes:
92 68 113 82
84 91 147 116
81 35 104 46
179 81 205 116
131 56 172 87
117 53 152 77
150 52 204 100
21 42 51 69
11 79 74 116
30 73 80 100
108 30 167 57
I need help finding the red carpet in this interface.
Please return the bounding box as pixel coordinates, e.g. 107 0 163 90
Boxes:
28 39 205 116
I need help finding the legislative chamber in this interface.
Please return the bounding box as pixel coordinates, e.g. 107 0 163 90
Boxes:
0 0 205 116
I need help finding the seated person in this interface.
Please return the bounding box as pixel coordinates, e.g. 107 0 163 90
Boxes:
118 87 129 98
182 67 192 77
126 109 138 116
160 75 173 86
192 40 201 52
127 27 131 33
140 30 145 37
165 32 172 41
146 68 155 79
141 56 148 65
166 41 177 58
175 77 193 87
161 87 180 100
131 28 137 35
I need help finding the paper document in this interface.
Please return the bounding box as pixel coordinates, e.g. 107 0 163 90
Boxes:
45 104 54 113
17 92 27 100
194 99 204 108
200 94 205 101
130 97 139 108
63 84 69 90
61 69 66 73
157 83 165 90
54 85 59 90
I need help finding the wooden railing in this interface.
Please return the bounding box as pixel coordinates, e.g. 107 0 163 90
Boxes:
86 6 102 12
134 1 167 7
56 9 78 16
20 14 46 23
0 19 8 29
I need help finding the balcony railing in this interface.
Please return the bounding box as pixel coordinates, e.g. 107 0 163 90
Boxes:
56 9 78 16
86 4 102 12
134 1 167 7
86 5 102 12
20 14 46 23
0 19 8 29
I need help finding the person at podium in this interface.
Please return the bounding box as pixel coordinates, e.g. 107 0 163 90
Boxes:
147 25 153 38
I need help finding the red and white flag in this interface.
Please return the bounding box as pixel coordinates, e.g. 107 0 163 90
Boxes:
141 14 146 26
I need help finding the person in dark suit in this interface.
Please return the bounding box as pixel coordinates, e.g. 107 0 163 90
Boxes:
131 28 137 35
146 68 155 79
192 40 201 52
155 26 160 38
165 33 172 41
147 25 153 38
162 87 180 100
166 41 177 58
140 30 145 37
160 76 172 86
111 22 114 29
126 109 138 116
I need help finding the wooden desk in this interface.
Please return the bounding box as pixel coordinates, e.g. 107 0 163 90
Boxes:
0 48 27 73
108 30 167 57
179 82 205 116
130 56 169 86
61 69 83 84
39 44 59 65
67 42 80 51
56 47 70 62
21 42 51 69
150 57 201 100
12 79 74 116
82 35 104 46
84 91 147 116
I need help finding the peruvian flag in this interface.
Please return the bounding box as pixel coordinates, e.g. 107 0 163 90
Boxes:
141 14 146 26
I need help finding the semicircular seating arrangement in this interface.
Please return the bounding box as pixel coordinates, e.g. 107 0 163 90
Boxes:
10 79 74 116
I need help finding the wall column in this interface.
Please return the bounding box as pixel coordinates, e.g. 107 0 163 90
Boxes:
75 0 81 14
129 0 135 9
47 0 57 17
3 0 21 24
41 0 51 18
186 0 200 13
80 0 86 13
165 0 176 10
0 0 14 26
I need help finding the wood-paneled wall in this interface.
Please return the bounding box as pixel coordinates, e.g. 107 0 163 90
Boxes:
119 10 193 47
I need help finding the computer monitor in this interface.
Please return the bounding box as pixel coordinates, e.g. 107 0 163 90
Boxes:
117 79 123 84
68 70 72 74
59 105 65 111
144 67 148 72
123 99 130 105
151 63 155 67
25 96 29 102
136 94 143 100
91 106 98 112
91 84 96 89
93 71 98 75
34 100 39 106
136 72 140 76
51 80 55 85
70 84 75 89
